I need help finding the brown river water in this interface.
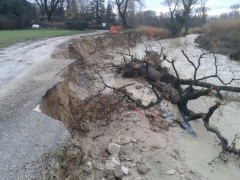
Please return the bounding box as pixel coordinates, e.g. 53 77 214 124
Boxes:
106 34 240 179
131 34 240 180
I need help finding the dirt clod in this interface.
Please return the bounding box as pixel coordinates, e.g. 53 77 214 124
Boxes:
137 163 151 175
165 169 176 175
108 143 121 155
113 168 124 179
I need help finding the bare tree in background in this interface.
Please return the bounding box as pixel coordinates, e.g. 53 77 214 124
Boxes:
114 0 144 28
58 0 65 17
36 0 46 19
162 0 180 20
36 0 61 21
77 0 91 14
195 0 208 26
182 0 198 35
161 0 184 36
66 0 72 8
230 3 240 17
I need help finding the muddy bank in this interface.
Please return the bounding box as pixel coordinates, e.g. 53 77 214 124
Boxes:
39 32 240 180
195 34 240 61
39 32 199 180
41 31 141 138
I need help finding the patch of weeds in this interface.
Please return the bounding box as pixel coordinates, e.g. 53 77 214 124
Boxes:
54 149 64 157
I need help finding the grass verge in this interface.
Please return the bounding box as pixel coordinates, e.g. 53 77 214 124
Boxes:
0 29 83 48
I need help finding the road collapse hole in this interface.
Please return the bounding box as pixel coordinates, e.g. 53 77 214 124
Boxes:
39 77 125 138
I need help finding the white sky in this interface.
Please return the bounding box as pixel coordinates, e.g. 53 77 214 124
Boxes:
28 0 239 16
144 0 240 16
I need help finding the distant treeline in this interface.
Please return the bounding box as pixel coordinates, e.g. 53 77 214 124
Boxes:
0 0 240 37
0 0 36 30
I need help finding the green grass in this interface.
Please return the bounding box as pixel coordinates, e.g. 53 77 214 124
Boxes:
0 29 83 48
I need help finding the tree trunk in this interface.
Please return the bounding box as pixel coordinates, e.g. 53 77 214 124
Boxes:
48 12 53 22
138 65 240 93
122 16 127 29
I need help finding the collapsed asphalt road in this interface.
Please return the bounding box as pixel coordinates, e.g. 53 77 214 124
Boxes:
0 30 107 179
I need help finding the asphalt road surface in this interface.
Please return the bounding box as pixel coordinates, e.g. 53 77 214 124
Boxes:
0 30 107 179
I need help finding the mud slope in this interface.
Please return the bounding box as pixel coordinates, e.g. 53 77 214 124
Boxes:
40 33 240 180
41 31 141 138
39 32 199 180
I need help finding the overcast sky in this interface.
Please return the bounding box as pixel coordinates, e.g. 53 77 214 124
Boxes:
145 0 240 16
29 0 239 16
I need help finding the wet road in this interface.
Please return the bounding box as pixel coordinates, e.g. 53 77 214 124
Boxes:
0 31 107 179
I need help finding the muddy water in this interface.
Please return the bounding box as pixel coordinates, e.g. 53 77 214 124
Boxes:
132 35 240 180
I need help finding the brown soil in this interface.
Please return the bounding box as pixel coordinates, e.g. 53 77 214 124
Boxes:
41 32 141 138
39 32 198 180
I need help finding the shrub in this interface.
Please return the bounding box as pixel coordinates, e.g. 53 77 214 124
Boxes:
90 24 105 30
204 17 240 34
138 26 169 39
66 21 90 30
188 27 204 34
40 22 66 30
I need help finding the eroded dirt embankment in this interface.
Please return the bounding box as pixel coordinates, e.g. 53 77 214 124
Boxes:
40 32 141 138
39 32 198 180
38 32 240 180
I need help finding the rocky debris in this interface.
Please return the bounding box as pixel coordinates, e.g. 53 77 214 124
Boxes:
108 143 121 155
170 153 178 160
136 163 151 175
120 155 134 162
121 161 133 168
107 174 116 180
127 103 137 110
105 156 121 170
159 113 167 118
114 168 124 179
87 161 92 169
110 156 121 166
156 120 170 130
82 164 92 175
119 150 133 162
115 136 132 145
174 149 180 155
165 169 176 175
105 160 115 170
131 139 137 143
150 145 161 151
119 150 133 161
121 166 129 175
82 161 93 175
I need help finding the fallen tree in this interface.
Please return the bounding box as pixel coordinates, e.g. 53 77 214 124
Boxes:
107 44 240 155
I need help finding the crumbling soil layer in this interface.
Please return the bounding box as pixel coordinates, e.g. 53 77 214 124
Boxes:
39 33 240 180
39 32 198 179
41 32 141 138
